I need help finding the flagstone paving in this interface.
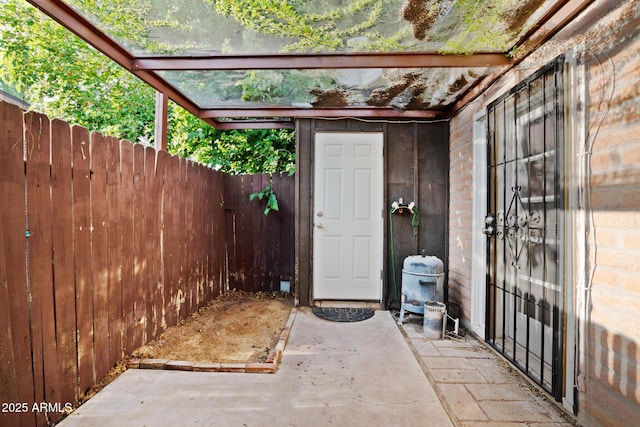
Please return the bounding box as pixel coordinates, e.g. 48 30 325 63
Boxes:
399 315 576 426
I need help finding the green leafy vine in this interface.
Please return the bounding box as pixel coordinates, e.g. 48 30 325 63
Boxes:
249 184 280 215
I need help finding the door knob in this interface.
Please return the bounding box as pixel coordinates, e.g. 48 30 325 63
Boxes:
482 225 495 236
485 214 495 225
317 211 323 217
482 213 496 236
316 223 323 229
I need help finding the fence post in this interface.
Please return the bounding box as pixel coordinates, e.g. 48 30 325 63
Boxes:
154 91 167 152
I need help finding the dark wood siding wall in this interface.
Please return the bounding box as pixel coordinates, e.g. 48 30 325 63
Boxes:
295 118 449 307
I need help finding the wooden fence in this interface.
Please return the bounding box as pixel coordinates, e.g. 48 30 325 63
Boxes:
224 173 295 292
0 101 294 426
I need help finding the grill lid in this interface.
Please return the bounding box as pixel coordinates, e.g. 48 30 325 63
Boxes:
403 254 444 275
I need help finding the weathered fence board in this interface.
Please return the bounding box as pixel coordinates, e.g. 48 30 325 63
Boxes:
177 158 187 321
202 165 211 304
277 172 295 284
91 132 110 383
0 100 295 427
211 170 226 298
185 162 196 314
146 147 162 340
131 143 146 349
211 171 220 294
163 153 178 328
223 173 236 290
152 150 167 337
106 136 123 368
119 141 135 355
0 101 35 427
144 147 156 341
25 112 55 426
72 125 95 397
156 150 170 331
176 156 186 321
197 164 206 308
50 118 77 406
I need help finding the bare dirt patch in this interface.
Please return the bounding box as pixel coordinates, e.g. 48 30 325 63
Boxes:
72 290 292 413
131 290 294 364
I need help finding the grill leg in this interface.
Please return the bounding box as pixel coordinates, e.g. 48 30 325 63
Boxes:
398 306 406 325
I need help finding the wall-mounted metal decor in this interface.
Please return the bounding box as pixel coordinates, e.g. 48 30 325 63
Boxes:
485 55 565 401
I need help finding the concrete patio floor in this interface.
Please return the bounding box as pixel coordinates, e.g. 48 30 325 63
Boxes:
59 308 575 426
399 314 576 427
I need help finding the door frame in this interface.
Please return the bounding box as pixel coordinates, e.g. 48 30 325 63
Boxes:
561 46 583 413
311 131 384 302
471 110 487 338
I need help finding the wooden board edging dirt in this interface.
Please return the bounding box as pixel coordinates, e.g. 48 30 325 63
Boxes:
126 307 298 374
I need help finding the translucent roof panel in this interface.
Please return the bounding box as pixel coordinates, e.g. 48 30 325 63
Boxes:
157 67 495 110
31 0 586 127
65 0 558 56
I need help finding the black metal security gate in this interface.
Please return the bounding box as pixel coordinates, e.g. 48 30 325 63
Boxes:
484 56 565 401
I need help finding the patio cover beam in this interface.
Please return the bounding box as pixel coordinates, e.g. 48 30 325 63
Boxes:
209 120 295 130
199 107 447 119
134 52 511 71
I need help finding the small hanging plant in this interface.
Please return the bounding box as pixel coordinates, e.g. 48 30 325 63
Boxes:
249 184 279 215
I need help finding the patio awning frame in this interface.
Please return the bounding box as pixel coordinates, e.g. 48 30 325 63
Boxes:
27 0 593 130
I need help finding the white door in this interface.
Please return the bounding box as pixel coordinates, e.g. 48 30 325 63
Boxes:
313 132 383 301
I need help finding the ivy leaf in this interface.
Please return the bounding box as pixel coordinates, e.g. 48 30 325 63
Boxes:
250 183 279 215
267 193 279 212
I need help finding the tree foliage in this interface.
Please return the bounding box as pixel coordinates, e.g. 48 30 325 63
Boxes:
213 0 396 52
0 0 295 174
168 108 295 174
0 0 156 142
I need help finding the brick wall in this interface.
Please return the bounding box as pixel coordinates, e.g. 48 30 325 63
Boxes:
580 2 640 424
447 106 474 322
448 1 640 425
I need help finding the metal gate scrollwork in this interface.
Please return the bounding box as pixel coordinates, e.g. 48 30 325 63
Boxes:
497 186 543 268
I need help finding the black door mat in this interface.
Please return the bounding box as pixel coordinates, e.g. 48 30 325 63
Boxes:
312 307 375 322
